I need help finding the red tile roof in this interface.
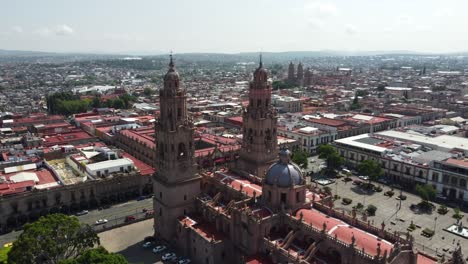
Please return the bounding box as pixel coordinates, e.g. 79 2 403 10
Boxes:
295 208 394 257
122 153 155 176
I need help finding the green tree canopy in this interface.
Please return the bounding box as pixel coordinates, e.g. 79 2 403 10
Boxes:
317 144 344 176
415 184 437 204
291 149 309 169
350 94 361 110
376 84 386 91
8 214 99 264
143 87 154 96
59 247 128 264
357 159 383 183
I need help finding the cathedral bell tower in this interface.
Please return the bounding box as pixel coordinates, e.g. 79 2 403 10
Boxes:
239 56 278 177
153 55 200 240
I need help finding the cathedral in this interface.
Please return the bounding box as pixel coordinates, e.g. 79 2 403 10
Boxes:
152 56 444 264
287 62 313 87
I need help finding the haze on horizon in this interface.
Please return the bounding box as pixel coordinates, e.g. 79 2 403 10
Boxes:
1 0 467 54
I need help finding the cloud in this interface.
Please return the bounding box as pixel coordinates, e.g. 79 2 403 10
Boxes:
345 24 358 35
307 18 324 30
396 14 413 26
35 24 74 37
305 0 338 18
435 7 452 17
54 24 74 35
11 26 23 34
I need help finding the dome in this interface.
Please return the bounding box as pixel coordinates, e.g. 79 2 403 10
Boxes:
265 149 304 188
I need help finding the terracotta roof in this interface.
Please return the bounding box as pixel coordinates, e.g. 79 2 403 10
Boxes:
295 208 393 257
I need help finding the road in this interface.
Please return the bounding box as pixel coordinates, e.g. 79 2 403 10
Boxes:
0 198 154 246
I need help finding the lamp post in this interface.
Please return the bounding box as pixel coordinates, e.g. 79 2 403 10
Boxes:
395 202 399 220
335 181 339 197
399 187 403 209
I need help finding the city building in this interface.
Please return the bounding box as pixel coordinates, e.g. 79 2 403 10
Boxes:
334 128 468 203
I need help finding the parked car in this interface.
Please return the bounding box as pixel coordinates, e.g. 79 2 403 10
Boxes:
145 210 155 217
178 259 191 264
125 215 136 222
358 175 369 181
136 196 145 201
152 245 167 254
75 210 89 216
95 219 108 225
162 252 177 261
352 180 363 186
142 241 153 248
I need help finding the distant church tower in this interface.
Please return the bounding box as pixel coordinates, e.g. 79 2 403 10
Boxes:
297 62 304 86
153 55 200 240
304 67 312 86
239 56 278 177
287 61 295 82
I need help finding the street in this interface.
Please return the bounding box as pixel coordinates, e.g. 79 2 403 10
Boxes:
0 198 154 246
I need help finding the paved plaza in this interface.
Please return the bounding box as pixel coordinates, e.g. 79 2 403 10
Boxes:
100 219 164 264
322 175 468 259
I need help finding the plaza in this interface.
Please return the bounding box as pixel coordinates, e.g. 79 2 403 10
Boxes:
326 175 468 259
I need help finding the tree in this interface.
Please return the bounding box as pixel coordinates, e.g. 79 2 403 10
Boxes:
91 96 101 108
357 159 383 186
292 149 309 169
317 144 344 176
350 94 361 110
59 247 128 264
111 98 125 109
415 184 437 207
143 87 154 96
8 214 99 264
376 84 386 91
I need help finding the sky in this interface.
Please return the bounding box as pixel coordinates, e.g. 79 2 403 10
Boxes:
1 0 467 54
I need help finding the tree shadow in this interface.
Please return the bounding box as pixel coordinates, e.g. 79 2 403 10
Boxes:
350 186 375 196
117 241 160 264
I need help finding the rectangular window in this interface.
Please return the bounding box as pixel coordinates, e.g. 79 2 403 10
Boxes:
280 193 287 203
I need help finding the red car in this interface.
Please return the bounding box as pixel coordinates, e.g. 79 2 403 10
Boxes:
125 215 136 222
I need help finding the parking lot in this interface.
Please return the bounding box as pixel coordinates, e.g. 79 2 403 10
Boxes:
322 173 468 259
100 219 188 264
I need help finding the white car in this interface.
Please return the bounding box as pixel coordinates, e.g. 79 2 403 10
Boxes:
358 175 369 181
95 219 108 225
178 259 191 264
152 245 167 254
75 210 89 216
142 242 153 248
162 252 177 261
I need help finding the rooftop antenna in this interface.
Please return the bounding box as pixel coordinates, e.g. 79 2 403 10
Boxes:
169 50 174 68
